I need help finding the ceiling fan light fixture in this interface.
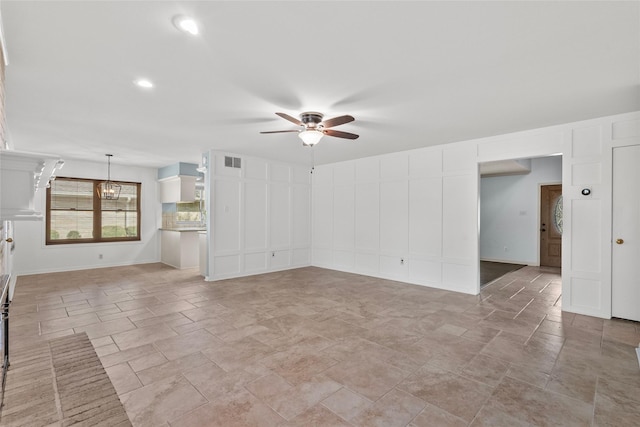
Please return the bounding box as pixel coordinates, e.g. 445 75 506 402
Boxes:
134 79 154 89
173 15 199 36
299 130 323 146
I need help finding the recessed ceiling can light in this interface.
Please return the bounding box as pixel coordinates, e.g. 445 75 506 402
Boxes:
134 79 154 89
173 15 199 36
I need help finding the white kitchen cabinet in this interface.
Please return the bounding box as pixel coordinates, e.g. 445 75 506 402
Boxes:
161 230 199 269
159 175 197 203
0 150 64 221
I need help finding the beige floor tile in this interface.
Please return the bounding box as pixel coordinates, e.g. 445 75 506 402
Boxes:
105 363 143 395
425 337 487 373
362 324 423 349
409 403 468 427
593 388 640 427
147 300 197 317
505 363 550 389
321 387 371 421
136 352 211 386
461 326 501 344
111 324 178 350
73 317 136 340
40 312 100 335
398 364 493 422
245 372 292 401
249 374 342 420
324 356 408 401
201 337 274 371
279 405 353 427
128 352 169 373
98 308 152 322
115 297 163 312
87 293 134 307
595 376 640 406
351 388 425 427
260 350 338 385
179 304 230 322
121 374 207 427
183 363 258 401
469 402 536 427
485 376 593 426
99 344 158 368
11 308 68 327
153 329 221 360
170 390 284 427
95 343 120 357
90 336 115 347
67 303 119 316
172 316 228 335
461 354 509 387
545 359 598 403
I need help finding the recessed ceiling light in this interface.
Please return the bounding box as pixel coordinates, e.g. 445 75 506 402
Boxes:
134 79 154 89
173 15 199 36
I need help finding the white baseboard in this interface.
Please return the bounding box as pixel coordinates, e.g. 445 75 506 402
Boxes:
480 257 531 265
15 259 161 276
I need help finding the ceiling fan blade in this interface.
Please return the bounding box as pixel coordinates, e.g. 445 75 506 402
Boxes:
275 112 303 126
323 129 359 140
321 115 355 128
260 130 300 134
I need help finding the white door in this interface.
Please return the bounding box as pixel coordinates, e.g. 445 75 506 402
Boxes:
540 184 562 268
612 145 640 322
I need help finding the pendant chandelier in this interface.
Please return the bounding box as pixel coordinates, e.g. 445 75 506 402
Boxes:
100 154 121 200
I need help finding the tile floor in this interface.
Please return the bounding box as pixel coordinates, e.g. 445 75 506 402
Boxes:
3 264 640 426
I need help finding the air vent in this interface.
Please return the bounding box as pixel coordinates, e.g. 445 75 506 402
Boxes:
224 156 242 168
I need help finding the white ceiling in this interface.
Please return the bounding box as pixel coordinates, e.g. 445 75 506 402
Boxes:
2 1 638 168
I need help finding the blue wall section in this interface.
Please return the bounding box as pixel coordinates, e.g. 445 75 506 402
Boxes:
157 162 201 179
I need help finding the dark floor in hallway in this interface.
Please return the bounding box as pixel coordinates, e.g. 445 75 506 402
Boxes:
480 261 526 287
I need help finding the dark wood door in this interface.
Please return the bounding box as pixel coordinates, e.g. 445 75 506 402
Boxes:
540 184 562 267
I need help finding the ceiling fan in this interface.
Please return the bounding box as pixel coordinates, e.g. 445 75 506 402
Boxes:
260 112 359 146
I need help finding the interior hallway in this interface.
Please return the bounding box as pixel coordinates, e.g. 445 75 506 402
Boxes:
1 265 639 426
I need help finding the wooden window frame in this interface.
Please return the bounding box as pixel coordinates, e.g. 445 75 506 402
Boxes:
45 177 141 245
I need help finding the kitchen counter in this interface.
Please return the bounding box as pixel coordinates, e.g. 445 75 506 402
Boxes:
160 229 202 269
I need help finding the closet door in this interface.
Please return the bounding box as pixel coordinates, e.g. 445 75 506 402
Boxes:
612 145 640 321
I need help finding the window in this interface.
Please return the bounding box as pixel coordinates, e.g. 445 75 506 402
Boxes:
553 195 563 234
46 177 141 244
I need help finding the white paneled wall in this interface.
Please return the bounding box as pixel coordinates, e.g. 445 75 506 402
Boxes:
313 144 479 294
560 116 640 318
206 151 311 280
312 111 640 316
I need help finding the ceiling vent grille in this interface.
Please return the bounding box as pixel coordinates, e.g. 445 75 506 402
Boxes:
224 156 242 168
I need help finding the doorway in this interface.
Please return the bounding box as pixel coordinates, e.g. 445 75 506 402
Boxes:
540 184 562 268
479 156 562 288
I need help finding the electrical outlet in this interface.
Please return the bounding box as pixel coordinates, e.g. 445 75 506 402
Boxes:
98 254 103 259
